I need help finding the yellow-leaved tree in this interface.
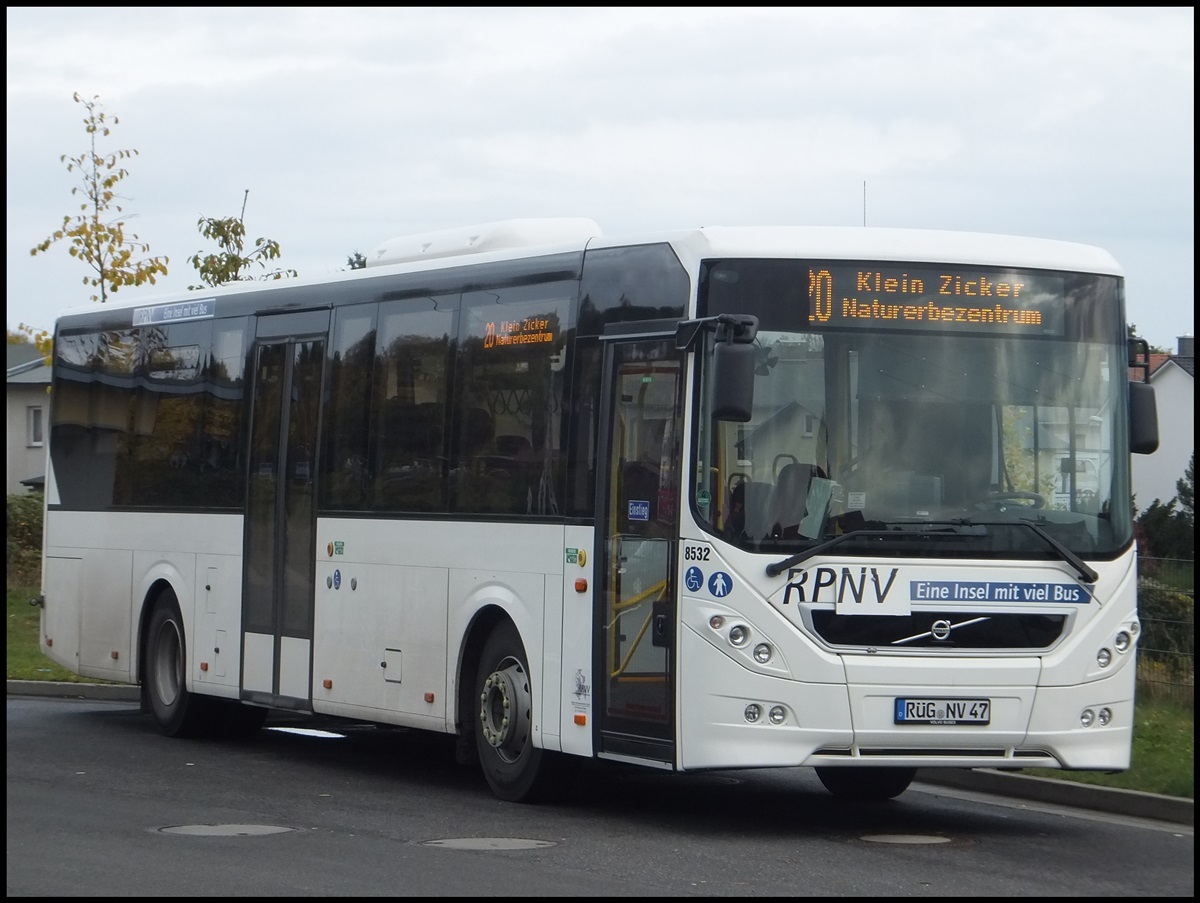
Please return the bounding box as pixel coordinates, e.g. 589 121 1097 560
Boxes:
29 92 170 306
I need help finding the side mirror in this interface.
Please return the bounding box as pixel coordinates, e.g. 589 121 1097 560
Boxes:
1129 381 1159 455
711 340 755 422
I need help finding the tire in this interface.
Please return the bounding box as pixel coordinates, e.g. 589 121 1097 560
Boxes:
474 621 555 802
144 590 210 738
815 766 916 801
144 591 269 740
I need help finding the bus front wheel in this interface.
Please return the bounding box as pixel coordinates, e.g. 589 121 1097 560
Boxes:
815 766 915 801
474 621 553 802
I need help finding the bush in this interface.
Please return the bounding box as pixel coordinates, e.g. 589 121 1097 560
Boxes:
6 491 43 588
1138 578 1196 624
1137 577 1194 696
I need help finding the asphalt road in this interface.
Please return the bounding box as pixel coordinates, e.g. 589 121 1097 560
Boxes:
7 679 1192 828
7 689 1193 898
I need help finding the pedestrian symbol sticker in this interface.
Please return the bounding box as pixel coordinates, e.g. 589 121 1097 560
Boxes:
684 566 704 593
708 571 732 597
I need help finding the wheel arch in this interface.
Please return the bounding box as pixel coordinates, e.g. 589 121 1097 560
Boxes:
455 604 512 753
451 575 548 741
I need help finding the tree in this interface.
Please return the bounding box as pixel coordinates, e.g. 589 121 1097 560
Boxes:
1136 452 1195 561
346 251 367 270
29 92 169 306
1175 451 1194 524
187 190 297 288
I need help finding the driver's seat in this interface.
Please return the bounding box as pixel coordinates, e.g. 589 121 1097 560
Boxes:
766 462 827 540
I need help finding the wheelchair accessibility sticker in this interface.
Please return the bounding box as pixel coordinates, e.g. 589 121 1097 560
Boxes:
685 566 704 592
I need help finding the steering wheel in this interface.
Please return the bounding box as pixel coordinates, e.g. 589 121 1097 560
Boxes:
972 491 1045 510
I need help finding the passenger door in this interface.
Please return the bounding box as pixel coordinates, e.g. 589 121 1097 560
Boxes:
594 331 685 765
241 310 328 710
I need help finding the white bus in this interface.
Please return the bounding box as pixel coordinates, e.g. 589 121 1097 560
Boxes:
37 219 1160 802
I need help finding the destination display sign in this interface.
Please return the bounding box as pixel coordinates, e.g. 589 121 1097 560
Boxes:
483 315 557 349
807 264 1065 335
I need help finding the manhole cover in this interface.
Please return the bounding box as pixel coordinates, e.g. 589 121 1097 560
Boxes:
421 838 556 850
157 824 299 836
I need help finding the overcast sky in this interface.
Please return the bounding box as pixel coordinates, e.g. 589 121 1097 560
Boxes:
6 7 1194 351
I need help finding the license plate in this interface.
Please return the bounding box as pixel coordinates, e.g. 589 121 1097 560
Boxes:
895 697 991 725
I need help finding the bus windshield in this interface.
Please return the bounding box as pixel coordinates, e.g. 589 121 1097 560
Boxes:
694 259 1133 559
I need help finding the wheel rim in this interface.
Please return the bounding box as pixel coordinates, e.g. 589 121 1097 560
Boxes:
479 655 532 763
152 617 184 707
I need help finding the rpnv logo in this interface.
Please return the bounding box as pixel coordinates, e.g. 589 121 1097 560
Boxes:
628 499 650 522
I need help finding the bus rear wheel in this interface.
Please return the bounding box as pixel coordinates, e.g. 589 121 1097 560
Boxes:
815 766 915 801
474 621 554 802
144 590 267 739
145 590 209 738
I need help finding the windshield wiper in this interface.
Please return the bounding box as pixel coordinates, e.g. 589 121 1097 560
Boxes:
946 517 1098 583
765 530 886 577
1019 518 1098 583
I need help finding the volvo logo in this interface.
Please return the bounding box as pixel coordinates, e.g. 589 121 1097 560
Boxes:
890 616 991 646
930 619 954 641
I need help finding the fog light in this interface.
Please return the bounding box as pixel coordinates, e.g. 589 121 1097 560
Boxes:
768 705 786 724
729 625 749 646
709 615 724 630
1114 631 1131 652
1098 707 1113 726
1080 708 1095 727
745 703 761 723
1128 622 1139 636
753 643 772 664
1096 648 1112 668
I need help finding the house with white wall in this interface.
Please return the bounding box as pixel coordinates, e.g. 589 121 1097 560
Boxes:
6 343 51 495
1131 335 1195 511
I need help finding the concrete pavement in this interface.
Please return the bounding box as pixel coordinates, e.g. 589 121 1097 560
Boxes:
7 679 1192 827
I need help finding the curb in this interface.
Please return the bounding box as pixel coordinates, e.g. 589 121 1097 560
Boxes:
8 680 1192 826
918 767 1192 827
8 679 140 702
